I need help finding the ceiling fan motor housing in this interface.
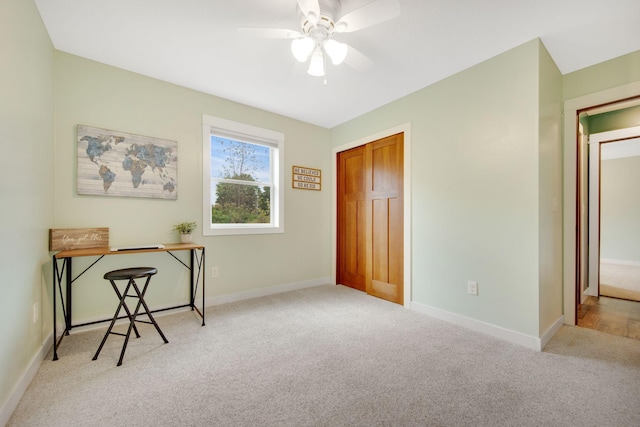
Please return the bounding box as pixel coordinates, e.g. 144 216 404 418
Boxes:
298 0 342 36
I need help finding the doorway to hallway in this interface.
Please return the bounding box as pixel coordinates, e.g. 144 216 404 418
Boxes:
575 97 640 337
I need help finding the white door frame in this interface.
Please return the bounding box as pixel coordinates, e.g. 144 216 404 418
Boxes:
587 127 640 297
331 123 412 308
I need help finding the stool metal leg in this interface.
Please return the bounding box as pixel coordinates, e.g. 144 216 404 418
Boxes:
92 279 134 362
131 275 169 344
117 278 140 366
109 278 141 338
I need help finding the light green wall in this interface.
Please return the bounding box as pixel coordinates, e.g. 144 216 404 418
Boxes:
563 50 640 100
537 42 563 335
589 105 640 134
0 0 54 417
53 51 333 321
600 155 640 262
332 39 547 337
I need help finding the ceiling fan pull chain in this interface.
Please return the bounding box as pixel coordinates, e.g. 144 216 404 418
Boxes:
323 54 327 85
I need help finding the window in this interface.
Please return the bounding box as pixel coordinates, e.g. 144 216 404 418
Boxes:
202 115 284 235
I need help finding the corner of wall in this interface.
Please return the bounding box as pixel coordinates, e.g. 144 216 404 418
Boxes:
0 332 53 426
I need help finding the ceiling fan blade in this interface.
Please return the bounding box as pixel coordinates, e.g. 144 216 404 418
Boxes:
335 0 401 33
297 0 321 22
237 27 302 39
344 44 374 72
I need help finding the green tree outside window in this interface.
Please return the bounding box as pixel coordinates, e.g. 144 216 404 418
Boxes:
210 138 271 224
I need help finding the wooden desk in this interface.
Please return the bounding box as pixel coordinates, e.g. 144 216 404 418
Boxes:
52 243 205 360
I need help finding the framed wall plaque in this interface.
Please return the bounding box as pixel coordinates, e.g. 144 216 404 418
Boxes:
292 166 321 191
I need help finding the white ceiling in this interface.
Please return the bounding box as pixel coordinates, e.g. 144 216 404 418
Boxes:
34 0 640 129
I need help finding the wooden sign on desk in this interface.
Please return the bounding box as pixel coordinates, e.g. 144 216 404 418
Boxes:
49 227 109 251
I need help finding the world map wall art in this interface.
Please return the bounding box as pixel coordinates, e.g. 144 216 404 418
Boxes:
77 125 178 199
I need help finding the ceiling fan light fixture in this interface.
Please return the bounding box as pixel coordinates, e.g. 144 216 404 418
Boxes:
307 49 325 76
323 39 348 65
291 37 315 62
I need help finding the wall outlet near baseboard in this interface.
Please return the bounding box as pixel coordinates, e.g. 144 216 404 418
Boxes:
32 302 39 323
211 267 219 278
467 281 478 296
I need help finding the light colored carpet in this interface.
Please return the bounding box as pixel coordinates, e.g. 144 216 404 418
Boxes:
600 262 640 301
8 284 640 426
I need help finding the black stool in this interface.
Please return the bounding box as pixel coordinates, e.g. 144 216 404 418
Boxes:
92 267 168 366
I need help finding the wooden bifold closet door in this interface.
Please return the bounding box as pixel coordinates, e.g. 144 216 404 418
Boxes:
337 133 403 305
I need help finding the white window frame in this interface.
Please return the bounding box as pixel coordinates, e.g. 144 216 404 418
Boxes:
202 115 284 236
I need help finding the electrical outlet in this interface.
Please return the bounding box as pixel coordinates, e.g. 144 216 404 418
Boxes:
32 302 39 323
211 267 219 278
467 281 478 296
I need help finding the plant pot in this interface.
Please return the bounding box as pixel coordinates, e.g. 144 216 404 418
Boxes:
180 233 192 243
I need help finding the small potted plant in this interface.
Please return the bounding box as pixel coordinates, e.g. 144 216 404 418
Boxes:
172 221 197 243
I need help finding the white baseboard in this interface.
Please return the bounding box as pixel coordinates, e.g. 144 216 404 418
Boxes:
580 289 589 304
37 278 333 337
601 258 640 267
62 304 194 335
0 331 53 427
540 315 565 350
410 301 562 351
206 277 332 306
583 285 598 297
45 278 333 336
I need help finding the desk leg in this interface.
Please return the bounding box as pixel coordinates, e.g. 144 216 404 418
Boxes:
52 257 73 361
66 257 72 334
52 256 58 361
202 247 205 326
190 248 205 326
189 249 194 311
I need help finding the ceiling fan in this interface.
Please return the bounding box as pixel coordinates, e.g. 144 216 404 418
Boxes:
238 0 401 79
